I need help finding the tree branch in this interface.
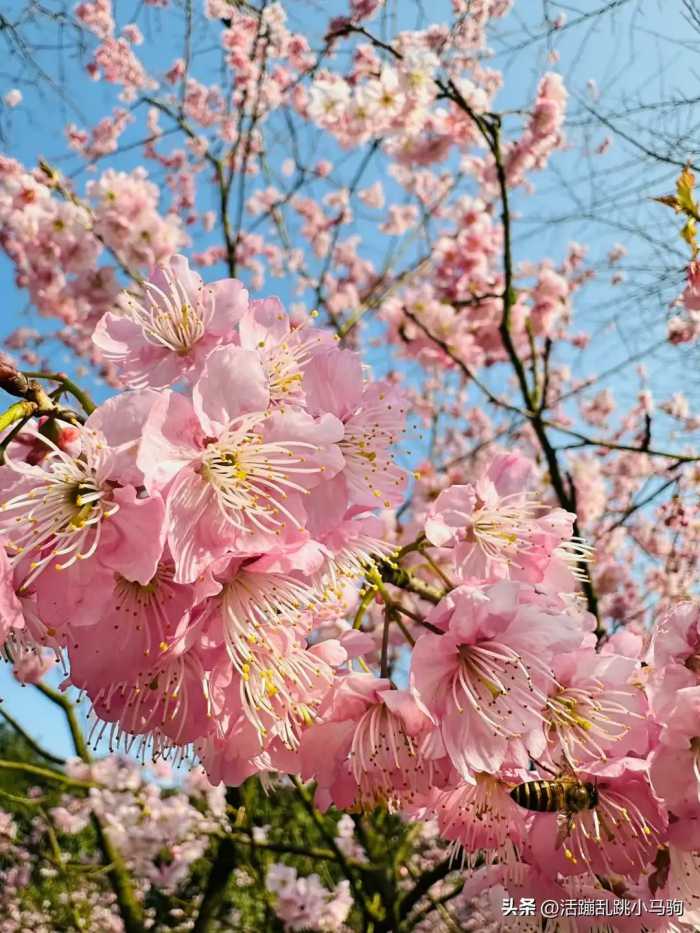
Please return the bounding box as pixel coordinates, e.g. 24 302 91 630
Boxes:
398 856 456 920
0 759 94 788
32 681 145 932
0 705 65 765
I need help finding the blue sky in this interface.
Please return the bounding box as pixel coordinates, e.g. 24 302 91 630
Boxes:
0 0 696 760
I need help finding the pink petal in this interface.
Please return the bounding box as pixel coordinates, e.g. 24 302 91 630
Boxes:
381 688 432 734
86 389 161 485
338 629 374 659
486 452 534 497
137 390 203 493
302 348 363 420
263 409 345 486
308 639 347 667
304 474 350 538
425 484 476 546
239 297 290 348
99 485 166 585
34 558 111 629
193 345 270 435
209 278 249 336
166 467 237 583
0 546 25 640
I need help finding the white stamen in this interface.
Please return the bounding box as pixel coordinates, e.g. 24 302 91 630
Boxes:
200 413 320 533
123 269 212 356
0 430 117 588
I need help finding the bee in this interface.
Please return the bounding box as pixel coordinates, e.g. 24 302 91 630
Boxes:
510 767 598 849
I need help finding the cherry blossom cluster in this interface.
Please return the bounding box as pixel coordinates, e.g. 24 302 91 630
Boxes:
2 302 700 927
0 254 407 786
294 453 700 922
0 157 184 369
266 863 353 931
0 757 225 932
0 0 574 370
379 153 585 375
57 757 227 891
0 0 699 929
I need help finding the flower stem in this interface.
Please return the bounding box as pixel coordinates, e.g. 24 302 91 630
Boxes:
0 400 36 433
22 371 97 415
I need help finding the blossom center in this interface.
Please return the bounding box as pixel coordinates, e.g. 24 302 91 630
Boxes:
348 702 432 809
545 685 633 765
437 774 522 866
471 494 539 557
0 438 117 587
451 640 547 736
68 480 106 528
239 641 328 749
199 415 319 534
264 335 321 406
218 574 326 749
221 571 316 660
562 784 661 873
124 272 211 355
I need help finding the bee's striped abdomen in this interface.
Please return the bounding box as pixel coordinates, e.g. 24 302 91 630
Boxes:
510 780 568 812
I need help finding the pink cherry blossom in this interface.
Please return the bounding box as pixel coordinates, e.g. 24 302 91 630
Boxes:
0 425 165 589
137 383 344 582
424 452 591 588
301 674 437 811
526 757 667 879
543 648 649 768
266 863 352 931
3 90 22 109
410 581 590 776
431 772 527 864
93 254 248 388
649 686 700 819
1 1 700 917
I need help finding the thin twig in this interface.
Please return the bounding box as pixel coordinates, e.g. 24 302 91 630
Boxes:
0 706 66 765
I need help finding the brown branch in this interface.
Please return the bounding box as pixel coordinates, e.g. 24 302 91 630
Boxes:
0 362 81 427
575 95 700 172
339 255 433 339
230 833 338 862
376 560 444 607
398 856 457 920
291 777 376 924
191 835 237 933
21 371 96 416
604 474 680 534
230 22 271 274
142 96 237 278
314 139 381 331
488 119 601 627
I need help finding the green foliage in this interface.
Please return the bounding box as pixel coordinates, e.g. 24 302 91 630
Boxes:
654 164 700 257
0 724 106 931
0 724 456 931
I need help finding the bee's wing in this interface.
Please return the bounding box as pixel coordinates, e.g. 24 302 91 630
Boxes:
558 748 578 776
554 811 575 850
529 756 558 777
597 808 616 844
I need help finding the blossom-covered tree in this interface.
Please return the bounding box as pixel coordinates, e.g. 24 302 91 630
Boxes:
0 0 699 930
